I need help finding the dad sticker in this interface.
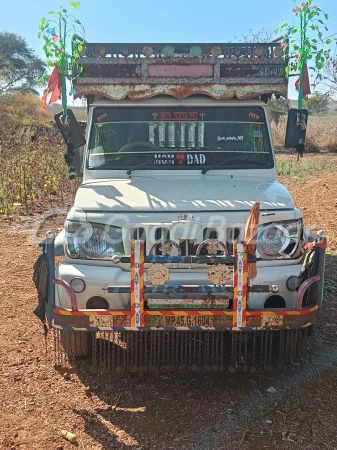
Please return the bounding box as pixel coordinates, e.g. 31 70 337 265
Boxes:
186 154 206 165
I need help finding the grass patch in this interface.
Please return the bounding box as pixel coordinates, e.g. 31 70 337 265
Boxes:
276 156 337 182
312 114 337 119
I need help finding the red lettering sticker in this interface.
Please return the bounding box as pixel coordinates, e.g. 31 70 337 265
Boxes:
153 111 205 121
160 112 172 120
97 113 108 122
249 112 261 120
174 112 188 119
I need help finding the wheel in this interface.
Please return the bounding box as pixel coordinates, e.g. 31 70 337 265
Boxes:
60 330 91 357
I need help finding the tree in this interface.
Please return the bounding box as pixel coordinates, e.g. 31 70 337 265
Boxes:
38 2 85 114
0 31 45 96
323 53 337 98
304 91 330 113
275 1 331 109
267 96 290 125
235 28 273 43
0 92 51 126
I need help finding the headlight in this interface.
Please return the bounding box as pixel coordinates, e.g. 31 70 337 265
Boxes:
257 220 302 259
65 221 124 259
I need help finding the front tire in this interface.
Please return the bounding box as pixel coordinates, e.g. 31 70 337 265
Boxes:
60 331 91 357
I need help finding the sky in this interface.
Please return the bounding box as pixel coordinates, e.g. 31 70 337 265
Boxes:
1 0 336 101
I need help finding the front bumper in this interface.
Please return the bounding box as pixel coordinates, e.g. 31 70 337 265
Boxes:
55 261 301 311
52 239 322 333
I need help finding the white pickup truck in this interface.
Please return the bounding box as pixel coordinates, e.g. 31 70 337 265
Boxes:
36 41 326 373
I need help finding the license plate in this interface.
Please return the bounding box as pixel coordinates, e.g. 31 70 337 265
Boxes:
163 315 214 328
147 298 230 309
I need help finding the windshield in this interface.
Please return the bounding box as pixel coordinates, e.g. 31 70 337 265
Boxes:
88 106 273 170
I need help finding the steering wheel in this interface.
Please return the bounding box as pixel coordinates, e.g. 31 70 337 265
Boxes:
118 141 160 153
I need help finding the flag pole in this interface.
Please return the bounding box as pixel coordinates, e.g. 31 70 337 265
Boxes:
60 14 68 116
298 8 307 110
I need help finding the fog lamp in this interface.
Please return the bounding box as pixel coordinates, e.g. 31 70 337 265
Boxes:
70 278 86 293
286 276 299 291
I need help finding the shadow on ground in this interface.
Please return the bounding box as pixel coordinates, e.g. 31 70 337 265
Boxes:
62 254 337 450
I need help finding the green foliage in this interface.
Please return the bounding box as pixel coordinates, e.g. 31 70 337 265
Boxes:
276 156 336 181
267 96 290 126
95 125 116 153
304 91 330 113
69 2 80 9
38 2 85 113
275 0 331 89
0 32 46 96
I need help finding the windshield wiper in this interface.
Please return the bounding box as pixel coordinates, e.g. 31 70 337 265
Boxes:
126 157 158 175
201 158 269 174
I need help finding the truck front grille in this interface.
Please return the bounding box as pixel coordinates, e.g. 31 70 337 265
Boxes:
131 226 242 256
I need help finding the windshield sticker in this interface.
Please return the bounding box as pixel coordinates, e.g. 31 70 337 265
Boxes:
176 154 185 165
248 112 261 120
154 154 175 165
253 131 263 138
217 136 244 142
152 112 205 121
153 153 206 165
187 154 206 164
96 113 108 122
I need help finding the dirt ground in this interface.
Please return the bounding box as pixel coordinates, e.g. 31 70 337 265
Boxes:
1 170 337 450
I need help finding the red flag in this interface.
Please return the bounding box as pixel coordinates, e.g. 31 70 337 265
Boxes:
295 64 311 100
41 65 61 112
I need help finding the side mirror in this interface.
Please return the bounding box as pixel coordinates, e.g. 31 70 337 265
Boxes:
54 109 86 149
285 108 308 156
54 109 86 179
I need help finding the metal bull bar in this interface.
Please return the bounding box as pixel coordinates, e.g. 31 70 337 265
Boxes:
48 237 324 373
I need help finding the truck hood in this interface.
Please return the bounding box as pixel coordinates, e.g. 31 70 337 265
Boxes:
75 177 295 212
